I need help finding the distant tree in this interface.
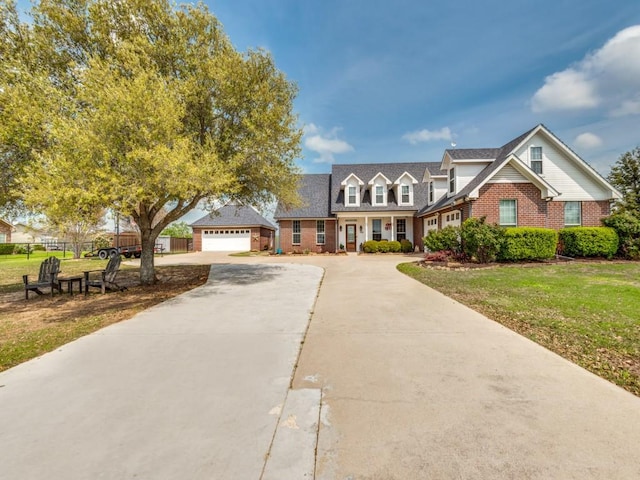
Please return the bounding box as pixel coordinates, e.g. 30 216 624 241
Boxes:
161 221 192 238
608 147 640 215
6 0 301 285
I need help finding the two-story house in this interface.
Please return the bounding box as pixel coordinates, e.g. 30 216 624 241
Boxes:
275 125 621 253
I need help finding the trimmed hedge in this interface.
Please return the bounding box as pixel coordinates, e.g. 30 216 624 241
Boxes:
423 226 461 253
460 217 504 263
362 240 402 253
400 239 413 253
362 240 379 253
559 227 619 259
499 227 558 261
0 243 15 255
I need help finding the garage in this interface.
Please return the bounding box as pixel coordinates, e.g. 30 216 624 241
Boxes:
201 228 251 252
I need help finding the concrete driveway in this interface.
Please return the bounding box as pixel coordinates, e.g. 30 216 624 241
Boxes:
2 251 640 479
0 262 323 479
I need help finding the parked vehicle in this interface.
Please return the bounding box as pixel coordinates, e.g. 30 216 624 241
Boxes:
85 244 142 260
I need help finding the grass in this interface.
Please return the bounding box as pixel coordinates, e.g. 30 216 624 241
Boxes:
398 261 640 396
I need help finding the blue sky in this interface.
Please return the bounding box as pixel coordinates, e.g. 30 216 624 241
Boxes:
205 0 640 178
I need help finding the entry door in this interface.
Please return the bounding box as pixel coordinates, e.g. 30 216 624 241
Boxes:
346 224 357 252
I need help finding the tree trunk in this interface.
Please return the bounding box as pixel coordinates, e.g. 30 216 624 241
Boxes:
139 229 158 285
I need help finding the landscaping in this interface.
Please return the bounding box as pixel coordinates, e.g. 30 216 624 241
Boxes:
398 260 640 396
0 259 210 372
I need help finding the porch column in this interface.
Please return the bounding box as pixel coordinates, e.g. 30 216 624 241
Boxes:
391 215 395 241
365 216 368 242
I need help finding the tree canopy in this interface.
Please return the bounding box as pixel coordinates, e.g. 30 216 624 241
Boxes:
1 0 302 283
608 146 640 216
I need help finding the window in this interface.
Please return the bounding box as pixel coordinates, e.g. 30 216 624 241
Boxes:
348 186 357 205
530 146 543 174
375 185 384 205
499 200 517 226
449 167 455 194
292 220 301 245
401 185 410 204
428 181 434 204
564 202 581 226
396 219 406 241
316 220 325 244
372 219 382 241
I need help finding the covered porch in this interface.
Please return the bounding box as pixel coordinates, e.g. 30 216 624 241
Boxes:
336 212 415 252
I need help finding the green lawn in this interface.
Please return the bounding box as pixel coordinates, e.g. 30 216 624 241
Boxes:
0 252 110 293
398 261 640 396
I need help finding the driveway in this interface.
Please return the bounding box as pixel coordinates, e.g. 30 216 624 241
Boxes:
0 262 323 479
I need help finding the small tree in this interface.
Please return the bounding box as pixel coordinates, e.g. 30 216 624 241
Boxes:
161 221 192 238
460 217 504 263
608 147 640 216
423 226 461 253
602 211 640 259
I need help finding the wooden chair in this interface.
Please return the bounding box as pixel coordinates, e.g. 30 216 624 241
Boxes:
23 256 62 300
84 255 126 295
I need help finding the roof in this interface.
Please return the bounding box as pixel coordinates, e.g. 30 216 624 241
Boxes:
445 148 501 160
191 204 276 230
331 162 439 213
274 174 332 219
0 218 13 229
418 126 539 216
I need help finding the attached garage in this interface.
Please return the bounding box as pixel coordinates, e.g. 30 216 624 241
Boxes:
191 203 276 253
201 228 251 252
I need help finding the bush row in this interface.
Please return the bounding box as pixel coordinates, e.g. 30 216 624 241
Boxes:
362 239 413 253
423 218 620 262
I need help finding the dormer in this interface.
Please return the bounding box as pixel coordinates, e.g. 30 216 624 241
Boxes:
440 149 496 197
394 172 418 206
341 173 364 207
368 172 392 206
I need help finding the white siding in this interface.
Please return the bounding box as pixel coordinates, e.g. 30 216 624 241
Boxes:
514 133 611 201
489 164 528 183
456 164 488 193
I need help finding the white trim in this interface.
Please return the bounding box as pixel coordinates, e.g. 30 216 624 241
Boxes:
393 171 419 185
368 172 392 186
341 173 364 187
499 199 517 227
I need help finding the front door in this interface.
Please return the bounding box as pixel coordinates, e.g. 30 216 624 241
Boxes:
346 224 357 252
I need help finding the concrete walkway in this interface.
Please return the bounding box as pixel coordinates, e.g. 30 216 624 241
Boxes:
0 263 323 479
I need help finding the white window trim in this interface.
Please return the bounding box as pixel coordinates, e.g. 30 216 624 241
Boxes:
316 220 325 245
346 184 359 207
499 199 517 227
448 167 455 195
373 184 387 206
372 219 382 241
428 181 434 205
564 201 582 226
292 220 301 245
398 184 412 206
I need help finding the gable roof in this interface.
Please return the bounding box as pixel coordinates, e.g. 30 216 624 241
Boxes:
0 219 13 229
274 174 331 219
444 148 501 161
191 204 275 230
331 162 438 213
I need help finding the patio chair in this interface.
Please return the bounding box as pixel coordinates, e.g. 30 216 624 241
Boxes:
84 255 127 295
23 256 62 300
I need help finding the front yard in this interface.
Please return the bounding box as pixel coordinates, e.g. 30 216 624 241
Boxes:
398 261 640 396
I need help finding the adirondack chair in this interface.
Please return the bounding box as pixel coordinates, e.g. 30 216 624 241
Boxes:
23 256 62 300
84 255 126 295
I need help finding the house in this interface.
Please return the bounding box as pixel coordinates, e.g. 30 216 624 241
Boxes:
0 219 12 243
275 124 621 253
191 203 276 252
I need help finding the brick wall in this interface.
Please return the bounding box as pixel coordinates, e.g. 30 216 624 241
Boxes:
582 201 611 226
412 217 423 251
0 221 11 242
473 183 547 227
278 219 337 253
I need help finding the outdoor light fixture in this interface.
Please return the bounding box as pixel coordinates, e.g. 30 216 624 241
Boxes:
359 225 363 233
339 225 342 232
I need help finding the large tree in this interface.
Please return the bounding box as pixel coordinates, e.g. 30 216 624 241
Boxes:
608 146 640 216
5 0 301 284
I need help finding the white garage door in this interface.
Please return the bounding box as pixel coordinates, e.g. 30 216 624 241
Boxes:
202 229 251 252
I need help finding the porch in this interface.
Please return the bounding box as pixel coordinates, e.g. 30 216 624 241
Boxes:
336 213 414 252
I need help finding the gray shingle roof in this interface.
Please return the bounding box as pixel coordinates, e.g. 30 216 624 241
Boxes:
331 162 439 213
191 204 275 229
274 174 331 219
418 126 538 216
445 148 501 160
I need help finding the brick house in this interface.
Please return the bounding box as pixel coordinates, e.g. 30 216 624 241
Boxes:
0 219 12 243
275 124 621 253
191 203 275 252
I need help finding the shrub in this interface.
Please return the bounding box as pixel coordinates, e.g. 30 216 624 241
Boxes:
32 244 46 251
13 244 33 254
400 239 413 253
460 217 504 263
362 240 379 253
377 239 390 253
602 212 640 259
423 226 461 253
387 240 401 253
0 243 15 255
424 250 451 262
559 227 619 259
499 227 558 261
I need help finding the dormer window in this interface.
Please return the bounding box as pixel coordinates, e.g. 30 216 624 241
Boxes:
375 185 385 204
448 167 455 194
394 172 417 206
428 181 434 204
347 185 357 205
530 146 543 174
401 185 410 203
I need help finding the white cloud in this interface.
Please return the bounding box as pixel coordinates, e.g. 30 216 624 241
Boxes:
402 127 452 145
574 132 603 149
304 124 354 163
531 25 640 116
